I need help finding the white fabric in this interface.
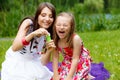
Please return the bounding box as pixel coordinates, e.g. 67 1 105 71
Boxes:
1 36 53 80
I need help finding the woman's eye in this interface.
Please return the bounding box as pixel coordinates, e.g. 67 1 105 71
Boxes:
49 14 53 18
41 13 46 17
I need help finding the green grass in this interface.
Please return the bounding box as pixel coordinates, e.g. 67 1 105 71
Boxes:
79 30 120 80
0 39 13 69
0 30 120 80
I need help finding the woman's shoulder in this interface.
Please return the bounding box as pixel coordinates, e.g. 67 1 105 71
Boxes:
19 18 33 30
22 18 33 25
21 17 33 25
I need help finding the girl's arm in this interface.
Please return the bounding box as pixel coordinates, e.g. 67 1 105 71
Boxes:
52 49 60 80
40 50 51 65
12 19 34 51
41 40 56 65
65 34 82 80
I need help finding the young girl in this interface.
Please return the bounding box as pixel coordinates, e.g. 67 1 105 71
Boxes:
52 12 91 80
1 2 56 80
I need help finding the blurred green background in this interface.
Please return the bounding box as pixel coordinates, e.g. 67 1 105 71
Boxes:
0 0 120 80
0 0 120 37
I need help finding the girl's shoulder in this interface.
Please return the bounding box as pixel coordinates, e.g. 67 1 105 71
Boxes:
73 33 82 41
73 33 83 46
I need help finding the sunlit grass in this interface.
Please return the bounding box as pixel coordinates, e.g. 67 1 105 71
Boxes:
0 39 13 69
79 30 120 80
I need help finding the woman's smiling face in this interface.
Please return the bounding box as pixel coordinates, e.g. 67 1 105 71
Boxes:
55 16 71 40
38 7 54 29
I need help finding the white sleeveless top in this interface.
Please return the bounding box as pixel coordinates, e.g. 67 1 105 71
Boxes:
1 22 53 80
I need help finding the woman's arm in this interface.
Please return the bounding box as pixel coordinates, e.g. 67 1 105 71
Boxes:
12 19 49 51
12 19 34 51
65 35 82 80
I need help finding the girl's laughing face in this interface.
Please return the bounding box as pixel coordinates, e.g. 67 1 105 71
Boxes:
55 16 71 40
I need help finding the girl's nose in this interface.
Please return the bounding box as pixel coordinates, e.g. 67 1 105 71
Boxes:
60 25 64 29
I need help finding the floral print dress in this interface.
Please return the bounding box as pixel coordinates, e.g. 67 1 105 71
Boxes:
58 45 91 80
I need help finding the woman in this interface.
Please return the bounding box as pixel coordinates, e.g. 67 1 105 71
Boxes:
1 2 56 80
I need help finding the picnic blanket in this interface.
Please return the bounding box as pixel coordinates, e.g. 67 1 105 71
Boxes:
46 62 110 80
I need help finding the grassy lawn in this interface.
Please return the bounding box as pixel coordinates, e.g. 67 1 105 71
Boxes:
0 30 120 80
79 30 120 80
0 39 13 68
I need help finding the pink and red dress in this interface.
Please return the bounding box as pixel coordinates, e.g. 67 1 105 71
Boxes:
57 44 91 80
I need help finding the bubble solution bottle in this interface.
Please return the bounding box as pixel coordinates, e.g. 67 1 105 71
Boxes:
46 33 51 42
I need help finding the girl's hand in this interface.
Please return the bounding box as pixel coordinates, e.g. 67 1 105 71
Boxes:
65 76 72 80
33 28 49 37
52 74 60 80
46 40 56 53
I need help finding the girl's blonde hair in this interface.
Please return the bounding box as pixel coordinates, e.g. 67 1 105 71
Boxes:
53 12 75 48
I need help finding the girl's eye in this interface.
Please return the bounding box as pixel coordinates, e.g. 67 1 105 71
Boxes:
63 24 68 27
56 24 61 26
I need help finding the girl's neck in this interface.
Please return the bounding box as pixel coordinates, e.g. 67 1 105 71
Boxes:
58 39 68 48
60 38 67 42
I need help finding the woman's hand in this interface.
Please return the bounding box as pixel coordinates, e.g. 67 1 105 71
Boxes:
33 28 49 37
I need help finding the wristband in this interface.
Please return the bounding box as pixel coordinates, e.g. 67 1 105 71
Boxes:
22 38 29 46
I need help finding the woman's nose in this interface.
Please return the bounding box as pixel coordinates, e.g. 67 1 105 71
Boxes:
45 16 50 21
